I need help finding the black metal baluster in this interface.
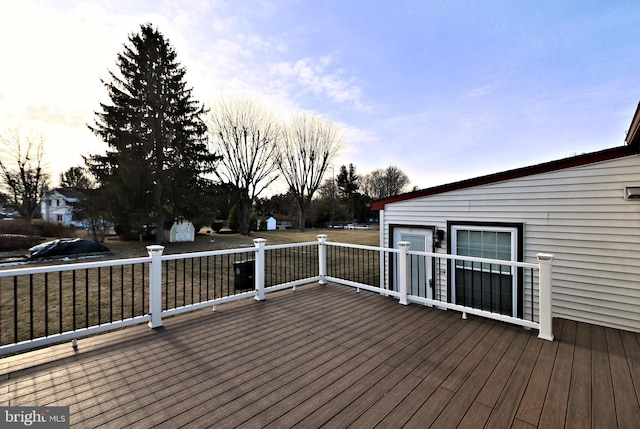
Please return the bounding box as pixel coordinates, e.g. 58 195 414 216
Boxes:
120 265 124 320
58 271 63 333
109 266 113 323
181 259 185 306
215 255 219 297
13 277 18 344
191 258 195 304
85 269 89 328
163 260 167 311
198 257 202 303
72 270 76 331
226 254 231 296
530 267 535 321
131 265 135 317
206 256 210 301
97 267 101 325
173 260 178 308
29 274 34 340
141 263 145 314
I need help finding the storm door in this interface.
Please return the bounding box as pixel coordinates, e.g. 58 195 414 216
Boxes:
393 227 433 299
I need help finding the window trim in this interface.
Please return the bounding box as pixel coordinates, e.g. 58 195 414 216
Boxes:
447 221 524 317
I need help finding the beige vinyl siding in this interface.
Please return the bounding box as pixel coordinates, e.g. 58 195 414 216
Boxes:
382 153 640 333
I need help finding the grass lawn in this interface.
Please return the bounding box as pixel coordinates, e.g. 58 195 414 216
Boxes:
98 227 380 259
1 227 381 347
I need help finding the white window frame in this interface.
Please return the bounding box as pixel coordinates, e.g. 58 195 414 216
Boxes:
450 224 519 316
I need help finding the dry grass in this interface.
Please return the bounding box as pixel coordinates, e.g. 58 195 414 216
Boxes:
1 228 379 347
98 227 379 259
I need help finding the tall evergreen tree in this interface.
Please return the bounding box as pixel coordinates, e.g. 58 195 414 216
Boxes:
336 163 359 222
86 23 217 242
59 166 93 190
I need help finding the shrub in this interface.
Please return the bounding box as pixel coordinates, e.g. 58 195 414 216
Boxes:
0 234 43 251
114 224 154 241
211 220 224 233
227 206 239 232
38 222 75 238
0 219 34 236
249 213 258 232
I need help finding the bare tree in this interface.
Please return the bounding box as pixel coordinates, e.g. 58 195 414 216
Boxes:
362 165 410 200
206 97 280 235
0 129 50 224
278 112 342 231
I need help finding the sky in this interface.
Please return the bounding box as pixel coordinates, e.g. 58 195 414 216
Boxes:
1 0 640 193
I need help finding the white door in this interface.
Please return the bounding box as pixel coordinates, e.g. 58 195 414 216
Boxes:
393 228 433 299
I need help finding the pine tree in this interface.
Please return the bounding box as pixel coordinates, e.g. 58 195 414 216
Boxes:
336 164 359 223
87 23 217 242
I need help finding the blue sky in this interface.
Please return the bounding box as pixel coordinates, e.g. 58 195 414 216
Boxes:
1 0 639 192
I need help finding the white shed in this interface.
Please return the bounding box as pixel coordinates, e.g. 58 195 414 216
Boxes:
371 103 640 334
266 216 276 231
169 220 195 242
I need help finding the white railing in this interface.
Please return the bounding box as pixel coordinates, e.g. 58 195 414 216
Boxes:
0 256 152 356
397 243 554 341
322 239 553 341
0 234 554 356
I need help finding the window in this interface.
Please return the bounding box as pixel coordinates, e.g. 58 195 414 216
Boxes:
449 223 521 317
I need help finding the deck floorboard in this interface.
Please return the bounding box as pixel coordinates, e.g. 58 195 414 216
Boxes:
2 283 639 428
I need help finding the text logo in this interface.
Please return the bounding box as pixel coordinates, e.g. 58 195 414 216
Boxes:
1 407 69 428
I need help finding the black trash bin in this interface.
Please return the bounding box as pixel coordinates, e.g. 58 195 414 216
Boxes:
233 259 255 290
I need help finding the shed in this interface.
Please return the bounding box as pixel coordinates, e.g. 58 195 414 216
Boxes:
371 102 640 333
266 216 276 231
169 220 195 242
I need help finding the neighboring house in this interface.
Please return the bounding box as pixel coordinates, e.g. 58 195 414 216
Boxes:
371 103 640 334
41 188 81 226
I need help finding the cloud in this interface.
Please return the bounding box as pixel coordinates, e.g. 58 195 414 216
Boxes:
269 56 369 110
463 84 494 98
23 105 88 128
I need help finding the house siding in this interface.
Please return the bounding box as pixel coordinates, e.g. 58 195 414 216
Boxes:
381 153 640 333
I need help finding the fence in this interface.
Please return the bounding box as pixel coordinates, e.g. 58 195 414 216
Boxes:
0 235 553 356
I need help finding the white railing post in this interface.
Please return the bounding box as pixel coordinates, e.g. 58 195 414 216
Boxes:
254 238 266 301
537 253 554 341
317 234 327 284
398 241 410 305
147 245 165 328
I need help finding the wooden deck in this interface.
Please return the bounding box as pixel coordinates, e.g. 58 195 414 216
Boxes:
1 283 639 428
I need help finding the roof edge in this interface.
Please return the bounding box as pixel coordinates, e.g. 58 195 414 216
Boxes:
370 145 638 211
625 101 640 149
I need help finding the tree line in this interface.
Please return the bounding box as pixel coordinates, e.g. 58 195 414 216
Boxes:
0 23 411 242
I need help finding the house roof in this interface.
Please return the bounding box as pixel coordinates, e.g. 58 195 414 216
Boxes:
45 188 82 199
372 138 640 212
